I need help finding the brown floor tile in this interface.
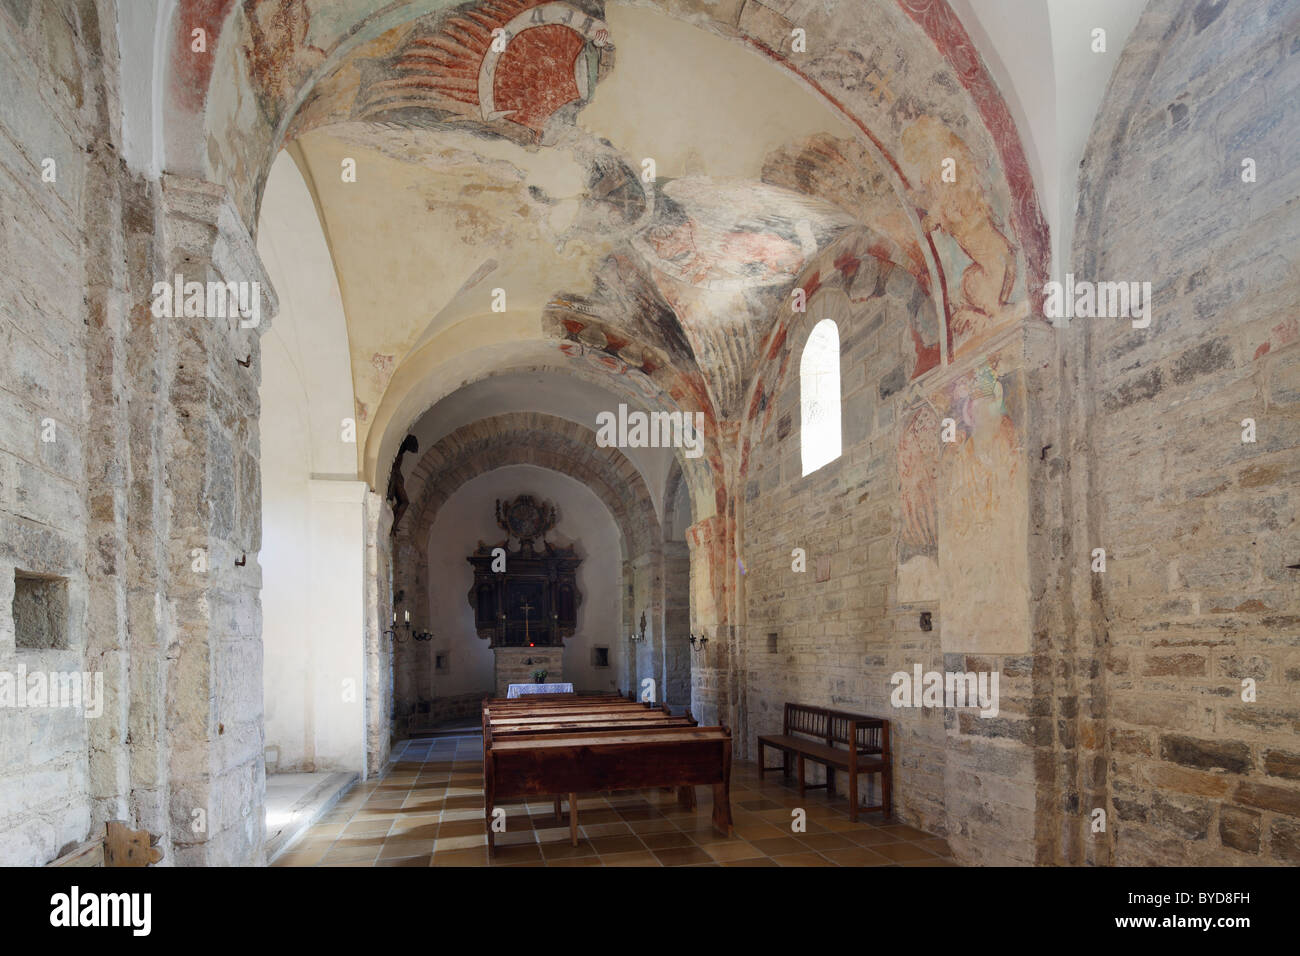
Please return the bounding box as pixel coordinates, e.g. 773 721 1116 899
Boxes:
844 828 904 847
916 837 952 856
321 843 382 864
652 846 714 866
733 822 790 841
870 842 936 862
702 841 762 862
438 818 486 838
431 847 488 866
820 846 892 866
796 832 854 851
539 840 597 861
491 844 543 864
379 838 435 860
362 738 955 870
390 822 441 840
748 836 807 856
676 826 733 845
590 835 646 856
639 831 693 850
774 852 835 866
582 822 633 838
434 834 487 851
626 817 682 835
602 851 661 866
899 858 958 866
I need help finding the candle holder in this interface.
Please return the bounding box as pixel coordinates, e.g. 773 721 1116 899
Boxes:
689 633 709 652
629 609 648 643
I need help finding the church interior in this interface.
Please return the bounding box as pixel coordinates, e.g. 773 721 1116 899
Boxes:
0 0 1296 871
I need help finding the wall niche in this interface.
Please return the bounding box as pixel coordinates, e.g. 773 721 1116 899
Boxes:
13 570 69 651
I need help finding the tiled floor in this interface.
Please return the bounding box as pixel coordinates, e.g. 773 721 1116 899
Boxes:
272 732 956 867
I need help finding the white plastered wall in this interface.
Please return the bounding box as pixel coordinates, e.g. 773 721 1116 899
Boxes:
257 149 366 774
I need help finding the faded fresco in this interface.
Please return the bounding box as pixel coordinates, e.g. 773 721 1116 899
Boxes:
899 116 1025 355
936 358 1029 653
897 404 940 603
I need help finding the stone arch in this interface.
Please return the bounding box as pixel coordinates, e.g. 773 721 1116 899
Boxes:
403 412 658 564
392 411 665 719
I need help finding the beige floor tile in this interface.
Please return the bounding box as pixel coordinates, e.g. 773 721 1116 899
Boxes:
601 851 661 866
702 841 762 862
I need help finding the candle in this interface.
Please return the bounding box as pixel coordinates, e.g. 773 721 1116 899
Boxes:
404 610 410 624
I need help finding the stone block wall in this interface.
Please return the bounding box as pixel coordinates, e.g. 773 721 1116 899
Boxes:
0 0 97 867
1071 0 1300 865
742 261 950 835
494 646 564 697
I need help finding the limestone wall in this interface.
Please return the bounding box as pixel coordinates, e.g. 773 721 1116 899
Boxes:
1071 0 1300 866
741 255 950 836
0 0 96 866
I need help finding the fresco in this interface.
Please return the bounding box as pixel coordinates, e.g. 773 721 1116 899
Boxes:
897 404 940 602
355 0 613 143
936 358 1029 653
762 132 926 282
900 116 1021 354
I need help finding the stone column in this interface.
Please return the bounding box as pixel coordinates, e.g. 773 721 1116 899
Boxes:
158 175 276 866
662 539 692 711
364 492 394 776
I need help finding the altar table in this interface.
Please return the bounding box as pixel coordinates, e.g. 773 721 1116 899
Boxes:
506 682 575 698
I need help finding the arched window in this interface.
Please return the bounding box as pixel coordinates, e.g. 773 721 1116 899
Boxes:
800 319 841 476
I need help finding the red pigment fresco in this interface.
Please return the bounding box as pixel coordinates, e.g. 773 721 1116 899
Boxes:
171 0 237 111
494 25 586 135
800 269 823 303
896 0 1050 315
910 326 941 377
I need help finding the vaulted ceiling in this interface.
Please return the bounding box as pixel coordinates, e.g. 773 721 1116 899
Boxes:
289 2 882 448
208 0 1058 516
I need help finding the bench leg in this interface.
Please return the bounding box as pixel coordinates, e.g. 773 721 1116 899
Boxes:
677 785 696 810
711 782 733 835
486 803 495 854
797 754 805 797
849 772 858 823
826 766 836 796
757 741 765 776
554 795 562 821
783 752 790 778
569 793 579 846
883 769 892 818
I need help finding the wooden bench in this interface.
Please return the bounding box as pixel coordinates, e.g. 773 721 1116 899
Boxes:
483 723 733 853
482 697 720 849
757 703 891 821
46 821 164 867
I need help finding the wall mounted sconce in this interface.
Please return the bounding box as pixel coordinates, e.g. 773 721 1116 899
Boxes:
689 633 709 652
630 609 648 643
386 602 434 643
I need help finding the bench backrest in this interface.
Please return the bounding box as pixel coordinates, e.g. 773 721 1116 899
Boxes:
783 703 888 755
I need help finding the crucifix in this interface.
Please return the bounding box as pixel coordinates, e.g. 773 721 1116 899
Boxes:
519 600 534 644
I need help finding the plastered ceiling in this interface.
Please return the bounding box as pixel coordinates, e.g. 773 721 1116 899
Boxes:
287 1 896 475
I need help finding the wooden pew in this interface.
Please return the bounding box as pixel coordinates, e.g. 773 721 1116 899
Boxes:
483 723 733 853
483 700 701 826
757 703 891 820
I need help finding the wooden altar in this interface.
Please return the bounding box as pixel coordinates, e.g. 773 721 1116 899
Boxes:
466 495 582 649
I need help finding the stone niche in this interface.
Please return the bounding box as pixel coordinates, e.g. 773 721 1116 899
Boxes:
494 647 565 697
